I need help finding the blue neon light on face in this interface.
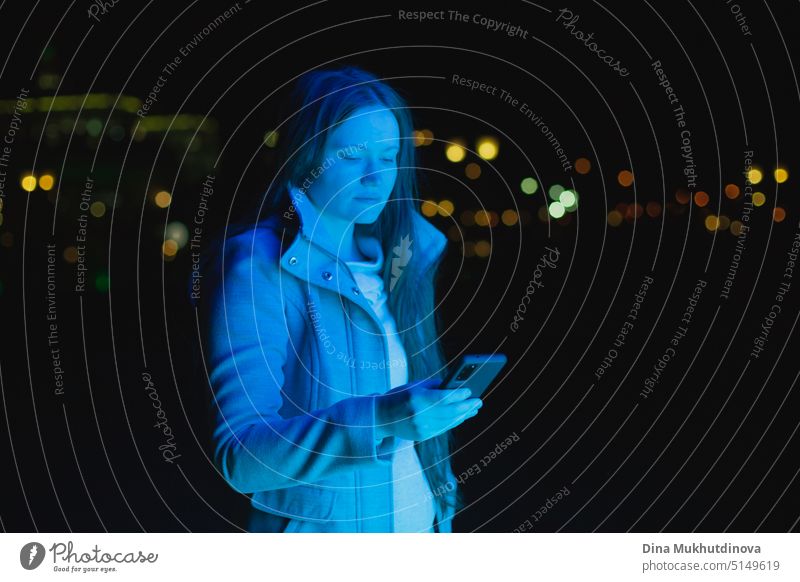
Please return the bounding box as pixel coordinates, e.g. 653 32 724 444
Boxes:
305 105 400 225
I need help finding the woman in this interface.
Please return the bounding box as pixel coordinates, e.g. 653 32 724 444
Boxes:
200 66 483 532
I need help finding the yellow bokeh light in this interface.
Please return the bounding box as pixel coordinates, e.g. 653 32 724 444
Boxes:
421 200 438 217
263 130 279 148
438 199 454 217
154 190 172 208
774 168 789 183
730 220 743 236
39 174 55 191
704 215 720 231
501 209 518 226
162 239 179 257
474 210 490 227
445 142 466 163
90 201 106 218
474 240 491 257
752 192 766 207
717 215 730 230
476 137 498 160
607 210 623 226
747 168 763 184
413 130 425 147
21 175 37 192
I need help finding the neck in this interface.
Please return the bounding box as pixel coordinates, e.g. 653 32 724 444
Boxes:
310 200 364 262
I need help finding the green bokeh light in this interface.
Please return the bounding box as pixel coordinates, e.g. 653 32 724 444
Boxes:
548 184 564 200
548 201 566 218
520 177 538 195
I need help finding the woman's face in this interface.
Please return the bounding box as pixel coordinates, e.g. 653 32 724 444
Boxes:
304 105 400 225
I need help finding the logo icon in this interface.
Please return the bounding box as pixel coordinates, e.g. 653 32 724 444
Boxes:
20 542 46 570
389 235 412 292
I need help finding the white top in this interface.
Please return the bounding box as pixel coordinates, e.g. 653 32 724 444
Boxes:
345 235 436 533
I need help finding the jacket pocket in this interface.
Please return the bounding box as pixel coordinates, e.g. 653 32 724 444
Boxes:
252 483 338 522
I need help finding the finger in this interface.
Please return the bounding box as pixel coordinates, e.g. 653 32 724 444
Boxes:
426 387 472 404
428 398 482 417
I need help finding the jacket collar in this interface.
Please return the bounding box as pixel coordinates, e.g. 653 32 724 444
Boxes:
276 189 447 298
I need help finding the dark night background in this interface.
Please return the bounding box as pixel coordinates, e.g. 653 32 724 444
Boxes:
1 0 798 532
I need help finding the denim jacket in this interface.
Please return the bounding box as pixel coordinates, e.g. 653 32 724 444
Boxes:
200 195 456 532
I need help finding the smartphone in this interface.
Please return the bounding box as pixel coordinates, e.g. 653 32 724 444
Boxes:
441 354 507 398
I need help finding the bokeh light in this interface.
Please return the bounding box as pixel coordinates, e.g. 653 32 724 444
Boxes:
465 162 481 180
675 189 690 204
166 221 190 248
607 210 623 226
263 130 279 148
445 141 466 163
724 184 740 199
694 191 709 207
559 190 576 208
162 239 179 258
520 177 538 195
773 207 786 223
89 201 106 218
574 157 591 174
501 209 518 226
474 209 490 227
476 137 498 160
474 240 491 257
21 174 37 192
747 168 763 184
645 201 661 217
752 192 766 207
438 199 454 217
39 174 55 191
154 190 172 208
548 184 564 200
421 200 438 217
774 168 788 183
617 170 634 187
705 215 720 231
548 201 565 219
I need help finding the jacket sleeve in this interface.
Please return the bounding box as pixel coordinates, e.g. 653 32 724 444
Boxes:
201 230 396 494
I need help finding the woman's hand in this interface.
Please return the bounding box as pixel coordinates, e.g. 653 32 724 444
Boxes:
374 379 483 442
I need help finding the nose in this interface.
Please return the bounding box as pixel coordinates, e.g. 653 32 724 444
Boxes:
360 157 381 186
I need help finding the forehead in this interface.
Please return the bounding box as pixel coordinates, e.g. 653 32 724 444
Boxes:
328 106 400 147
